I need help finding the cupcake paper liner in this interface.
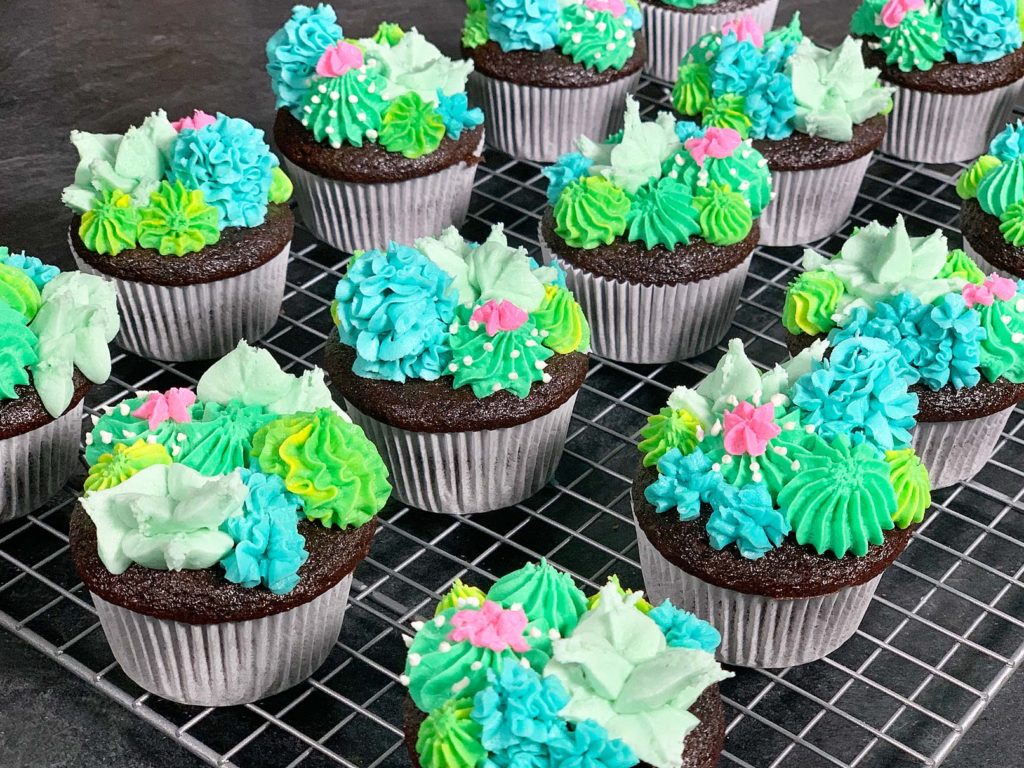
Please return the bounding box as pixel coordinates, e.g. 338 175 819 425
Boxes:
0 402 85 525
635 525 882 668
540 232 751 363
467 70 641 163
71 241 290 362
343 395 578 515
641 0 780 83
963 238 1020 280
881 80 1024 164
90 574 353 706
282 139 482 254
758 153 874 247
912 407 1015 490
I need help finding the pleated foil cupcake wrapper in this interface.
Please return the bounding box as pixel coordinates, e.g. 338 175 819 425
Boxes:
635 525 881 668
641 0 780 83
72 242 290 362
344 395 578 516
468 70 641 163
881 80 1024 164
912 407 1015 490
758 153 873 247
91 574 353 707
0 402 84 524
964 238 1021 280
283 141 481 254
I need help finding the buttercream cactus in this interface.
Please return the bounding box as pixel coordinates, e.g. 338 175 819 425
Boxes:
70 340 391 706
850 0 1024 162
0 245 119 523
540 95 771 363
633 337 930 668
459 0 647 162
267 7 485 252
324 224 591 515
63 109 295 361
401 561 731 768
783 216 1024 489
958 120 1024 280
673 14 894 245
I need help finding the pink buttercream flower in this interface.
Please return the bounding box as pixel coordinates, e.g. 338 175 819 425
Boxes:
720 16 765 47
962 275 1019 308
584 0 626 17
171 110 217 133
722 401 780 457
470 299 528 336
131 388 197 431
448 601 531 653
685 127 743 167
316 41 365 78
880 0 923 28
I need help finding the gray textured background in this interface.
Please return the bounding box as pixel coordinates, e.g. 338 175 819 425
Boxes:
0 1 1013 765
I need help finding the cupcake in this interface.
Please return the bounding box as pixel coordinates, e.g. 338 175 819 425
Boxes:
672 15 894 246
69 341 391 706
63 109 294 362
539 95 771 363
958 120 1024 278
850 0 1024 163
268 6 484 252
324 225 590 515
783 217 1024 489
633 337 930 667
0 246 118 523
460 0 647 162
400 560 732 768
641 0 779 82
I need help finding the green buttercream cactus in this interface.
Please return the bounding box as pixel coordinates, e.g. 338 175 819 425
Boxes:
672 62 712 117
300 67 387 148
626 178 701 249
702 94 752 137
782 269 846 335
558 3 635 72
0 262 42 321
268 167 294 204
379 92 446 159
639 407 703 468
416 698 486 768
531 285 591 354
0 306 38 399
79 188 139 256
553 176 630 248
693 182 753 246
84 440 173 493
885 448 931 527
875 3 945 72
372 21 405 46
137 181 221 256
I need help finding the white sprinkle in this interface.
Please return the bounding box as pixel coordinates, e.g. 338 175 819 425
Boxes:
805 424 816 433
368 83 377 93
325 125 334 134
412 621 425 631
409 653 422 667
751 472 763 483
471 661 483 671
565 21 573 30
571 32 583 44
624 18 633 28
402 634 413 648
542 373 552 384
510 349 521 359
483 342 494 352
770 393 788 407
329 91 340 102
615 29 625 40
328 109 338 118
463 356 474 366
669 171 679 179
348 94 359 104
627 39 635 48
311 95 321 105
452 677 470 693
493 383 502 392
520 658 531 669
304 105 313 114
594 51 602 59
1016 299 1024 312
366 129 379 140
1014 333 1024 343
783 421 796 431
89 414 99 425
722 454 733 465
606 42 616 51
123 429 137 439
146 435 158 444
750 461 760 472
1002 315 1013 324
526 339 537 347
434 615 446 628
584 9 595 20
530 627 542 638
176 432 187 442
773 446 788 456
511 603 524 612
535 360 547 370
531 328 539 337
171 445 181 457
318 84 327 94
712 463 721 472
85 433 93 445
791 460 801 471
439 642 452 652
596 21 606 32
448 363 458 373
357 73 366 82
710 420 723 436
301 118 310 127
399 674 411 686
468 320 480 332
119 403 131 416
509 372 519 381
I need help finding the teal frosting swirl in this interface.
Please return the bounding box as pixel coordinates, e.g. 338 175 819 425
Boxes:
975 284 1024 383
0 305 38 400
299 70 387 148
177 400 276 475
487 560 588 640
625 178 700 249
977 157 1024 219
704 146 773 217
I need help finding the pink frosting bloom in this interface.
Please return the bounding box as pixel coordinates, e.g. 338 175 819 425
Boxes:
722 401 781 457
584 0 626 17
470 299 528 336
962 275 1019 308
720 16 765 47
685 127 742 167
316 41 365 78
171 110 217 133
448 601 531 653
131 388 197 431
880 0 923 28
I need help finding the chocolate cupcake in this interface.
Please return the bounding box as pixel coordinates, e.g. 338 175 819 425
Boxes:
268 6 484 252
70 341 391 706
641 0 779 82
399 561 731 768
63 109 294 362
633 337 929 667
460 0 647 162
538 96 771 363
672 15 893 246
850 0 1024 163
324 225 590 515
957 120 1024 279
783 217 1024 489
0 246 119 523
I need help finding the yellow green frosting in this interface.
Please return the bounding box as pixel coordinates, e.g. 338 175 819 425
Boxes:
639 407 702 468
85 440 173 493
586 574 653 614
532 285 590 355
0 262 42 321
885 448 930 528
435 579 487 614
938 249 986 285
416 698 485 768
693 182 753 246
1000 201 1024 246
782 269 845 335
672 63 712 117
379 92 446 159
79 188 139 256
957 155 1001 200
553 176 630 249
137 181 221 257
268 167 294 204
702 94 752 137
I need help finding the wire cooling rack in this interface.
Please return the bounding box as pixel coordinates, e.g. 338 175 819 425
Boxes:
2 78 1023 768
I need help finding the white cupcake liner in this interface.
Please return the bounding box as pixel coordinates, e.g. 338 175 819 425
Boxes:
758 152 874 247
0 401 84 524
71 241 290 362
343 395 578 515
912 406 1016 490
282 139 482 253
635 525 882 668
90 573 353 706
641 0 780 83
539 231 751 363
963 237 1021 280
467 70 642 163
881 80 1024 164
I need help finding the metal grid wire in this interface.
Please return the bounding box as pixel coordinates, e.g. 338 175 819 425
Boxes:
2 77 1023 768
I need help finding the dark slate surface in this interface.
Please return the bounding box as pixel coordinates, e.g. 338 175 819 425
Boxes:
0 0 1010 765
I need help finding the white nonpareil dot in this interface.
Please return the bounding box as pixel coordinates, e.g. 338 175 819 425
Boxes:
412 620 425 631
399 674 410 686
303 105 313 114
721 454 733 464
439 642 451 652
615 29 625 39
318 84 327 94
530 627 542 638
329 91 340 102
510 349 521 359
85 433 93 445
1014 333 1024 343
328 109 337 118
805 424 816 433
356 111 366 122
471 661 483 671
311 95 321 105
508 372 519 381
606 42 616 51
784 421 796 431
452 677 470 693
325 125 334 134
535 360 547 370
463 356 474 366
526 339 537 347
348 94 358 104
542 373 552 383
301 118 310 127
402 634 413 648
171 445 182 457
119 403 130 416
571 32 583 44
434 615 446 627
408 653 421 667
493 382 502 392
366 129 379 140
469 320 480 332
123 430 137 439
712 463 721 472
596 21 606 31
448 363 458 373
483 342 494 352
791 460 801 471
773 446 787 456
